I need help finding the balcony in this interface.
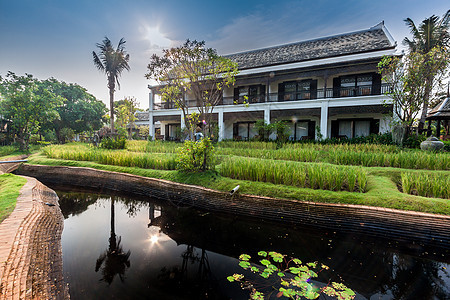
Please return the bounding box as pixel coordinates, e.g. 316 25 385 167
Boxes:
153 83 390 110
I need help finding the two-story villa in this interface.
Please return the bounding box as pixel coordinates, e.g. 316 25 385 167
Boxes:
143 22 397 141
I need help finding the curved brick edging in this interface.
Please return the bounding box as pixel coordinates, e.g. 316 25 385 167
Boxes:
0 176 67 300
0 155 28 174
16 164 450 251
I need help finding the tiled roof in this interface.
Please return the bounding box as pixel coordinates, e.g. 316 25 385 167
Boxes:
225 24 395 70
427 97 450 119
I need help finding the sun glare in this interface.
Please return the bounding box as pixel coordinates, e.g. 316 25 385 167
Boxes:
150 234 159 244
139 23 172 54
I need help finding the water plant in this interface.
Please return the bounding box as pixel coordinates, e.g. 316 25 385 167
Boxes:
227 251 355 300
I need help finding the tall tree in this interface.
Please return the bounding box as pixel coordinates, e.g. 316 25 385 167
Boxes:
403 10 450 129
378 47 449 138
95 197 131 284
145 39 238 138
93 37 130 133
0 72 62 150
115 97 139 139
41 78 107 143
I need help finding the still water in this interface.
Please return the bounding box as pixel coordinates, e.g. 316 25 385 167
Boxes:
53 186 449 300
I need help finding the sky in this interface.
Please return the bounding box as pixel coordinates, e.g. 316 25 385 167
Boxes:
1 0 449 110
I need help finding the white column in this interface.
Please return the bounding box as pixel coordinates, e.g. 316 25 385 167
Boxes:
180 113 185 129
148 89 155 140
264 107 270 124
160 122 166 137
148 112 154 140
320 100 329 139
218 109 224 141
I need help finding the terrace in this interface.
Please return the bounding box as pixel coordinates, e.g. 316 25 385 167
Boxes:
153 83 391 110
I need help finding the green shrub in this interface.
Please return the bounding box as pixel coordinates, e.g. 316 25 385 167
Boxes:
0 146 16 157
443 141 450 152
59 127 75 143
177 138 216 172
403 134 426 149
100 137 126 149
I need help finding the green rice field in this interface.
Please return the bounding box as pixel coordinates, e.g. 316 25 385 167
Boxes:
18 140 450 215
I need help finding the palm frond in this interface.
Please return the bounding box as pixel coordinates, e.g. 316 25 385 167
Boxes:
92 51 105 72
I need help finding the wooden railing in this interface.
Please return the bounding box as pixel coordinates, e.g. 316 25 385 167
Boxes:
153 83 390 110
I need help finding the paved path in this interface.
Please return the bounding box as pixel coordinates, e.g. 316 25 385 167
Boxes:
0 176 67 299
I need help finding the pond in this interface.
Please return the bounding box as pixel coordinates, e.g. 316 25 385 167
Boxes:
51 185 449 300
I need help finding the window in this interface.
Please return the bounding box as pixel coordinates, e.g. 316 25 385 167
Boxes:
339 74 373 97
234 85 265 104
296 121 309 140
338 120 352 138
357 75 373 95
233 122 257 140
284 82 297 101
354 120 371 137
279 80 317 101
331 119 379 139
298 81 312 99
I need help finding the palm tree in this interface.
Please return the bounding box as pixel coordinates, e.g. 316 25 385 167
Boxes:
95 197 131 284
403 10 450 130
93 37 130 133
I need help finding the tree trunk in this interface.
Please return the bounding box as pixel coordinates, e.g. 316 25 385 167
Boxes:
109 196 116 252
418 68 434 132
55 128 62 144
109 87 115 133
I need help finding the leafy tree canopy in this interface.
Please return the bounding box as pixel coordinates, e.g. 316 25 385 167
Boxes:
403 10 450 54
403 10 450 127
115 97 139 139
145 39 239 138
378 47 449 135
93 37 130 132
0 72 63 150
40 78 107 142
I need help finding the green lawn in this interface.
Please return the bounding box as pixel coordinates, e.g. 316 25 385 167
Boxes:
0 144 42 159
0 173 27 223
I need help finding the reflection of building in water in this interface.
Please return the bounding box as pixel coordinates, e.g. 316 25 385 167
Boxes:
147 205 450 299
155 244 216 299
148 203 162 227
180 246 210 283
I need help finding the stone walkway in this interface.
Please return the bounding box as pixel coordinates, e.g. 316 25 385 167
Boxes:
0 176 67 299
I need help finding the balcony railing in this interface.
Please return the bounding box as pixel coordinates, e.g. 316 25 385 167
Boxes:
153 83 390 110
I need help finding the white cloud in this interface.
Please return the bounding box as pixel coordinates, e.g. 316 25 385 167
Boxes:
209 1 381 55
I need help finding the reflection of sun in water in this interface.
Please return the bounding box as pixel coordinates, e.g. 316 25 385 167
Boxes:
150 235 159 244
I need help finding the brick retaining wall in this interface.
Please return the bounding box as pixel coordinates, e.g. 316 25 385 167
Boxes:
0 177 67 299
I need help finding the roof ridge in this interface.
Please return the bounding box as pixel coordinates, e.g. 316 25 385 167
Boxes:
224 23 387 57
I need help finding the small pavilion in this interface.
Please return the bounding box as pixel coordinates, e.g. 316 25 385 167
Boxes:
427 96 450 140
